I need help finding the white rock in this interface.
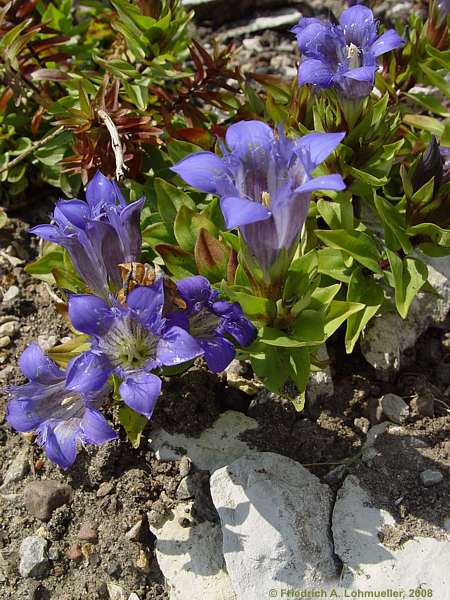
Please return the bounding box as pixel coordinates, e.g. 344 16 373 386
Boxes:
19 535 49 578
0 320 19 336
219 8 301 40
210 452 337 599
361 256 450 376
37 335 57 352
2 285 19 302
0 447 29 490
380 393 410 424
0 336 10 349
107 583 128 600
149 410 258 472
332 475 450 592
150 502 235 600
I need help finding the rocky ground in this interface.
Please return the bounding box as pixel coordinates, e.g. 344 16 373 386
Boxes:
1 1 449 599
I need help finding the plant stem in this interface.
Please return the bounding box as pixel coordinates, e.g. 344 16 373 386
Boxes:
0 126 65 175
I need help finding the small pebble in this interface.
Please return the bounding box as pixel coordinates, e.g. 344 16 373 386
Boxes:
0 335 11 349
96 481 114 498
47 547 59 561
125 519 143 542
135 550 150 573
78 522 98 543
354 417 370 434
37 335 57 352
178 456 191 478
380 393 409 424
420 469 444 487
106 582 127 600
24 480 73 521
0 320 19 336
0 447 29 489
19 536 49 578
2 285 19 302
65 544 82 561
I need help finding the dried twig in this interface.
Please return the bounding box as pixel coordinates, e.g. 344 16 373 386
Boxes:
97 108 127 181
0 125 65 175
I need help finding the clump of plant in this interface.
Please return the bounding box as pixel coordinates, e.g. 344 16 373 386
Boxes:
5 1 450 469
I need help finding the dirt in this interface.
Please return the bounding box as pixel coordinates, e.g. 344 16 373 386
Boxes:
1 5 449 599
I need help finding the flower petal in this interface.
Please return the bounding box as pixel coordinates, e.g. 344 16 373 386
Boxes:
41 421 79 471
370 29 405 56
343 66 376 82
127 278 165 323
298 59 335 87
212 301 257 347
85 171 117 213
65 352 111 394
201 336 236 372
157 325 203 366
6 391 48 432
296 132 346 173
225 120 274 159
119 372 161 418
68 294 112 336
81 409 117 444
295 174 346 194
171 152 226 194
119 197 145 262
339 5 376 47
55 200 90 230
19 343 63 383
220 196 272 229
175 275 212 306
28 224 65 245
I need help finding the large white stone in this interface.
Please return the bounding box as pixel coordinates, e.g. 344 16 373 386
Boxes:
210 452 337 600
332 475 450 592
148 411 258 472
361 256 450 376
150 502 236 600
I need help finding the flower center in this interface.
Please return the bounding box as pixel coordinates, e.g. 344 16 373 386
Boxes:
346 43 361 69
189 309 222 339
98 315 158 370
261 191 271 207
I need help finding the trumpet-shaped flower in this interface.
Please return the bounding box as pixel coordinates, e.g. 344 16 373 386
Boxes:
30 172 144 298
68 279 203 419
172 121 345 277
6 344 116 470
292 5 404 98
168 276 257 372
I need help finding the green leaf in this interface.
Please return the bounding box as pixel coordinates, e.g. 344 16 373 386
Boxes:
194 229 228 283
386 250 428 319
345 268 384 353
155 243 196 278
421 64 450 99
118 406 147 449
324 300 365 339
374 193 412 254
315 229 382 273
0 211 7 229
349 166 388 187
25 246 66 283
288 347 311 408
309 284 341 311
290 309 326 347
142 221 174 246
250 345 290 393
48 335 90 368
403 114 445 137
317 248 354 283
174 206 217 252
155 178 195 232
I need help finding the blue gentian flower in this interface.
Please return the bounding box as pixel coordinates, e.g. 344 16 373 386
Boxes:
68 279 203 419
6 344 116 470
168 276 257 372
171 121 345 278
30 172 144 299
292 5 405 98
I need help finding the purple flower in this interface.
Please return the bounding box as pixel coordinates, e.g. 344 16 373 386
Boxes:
68 279 203 419
292 5 404 98
172 121 345 278
168 276 257 372
6 344 116 470
30 172 144 299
